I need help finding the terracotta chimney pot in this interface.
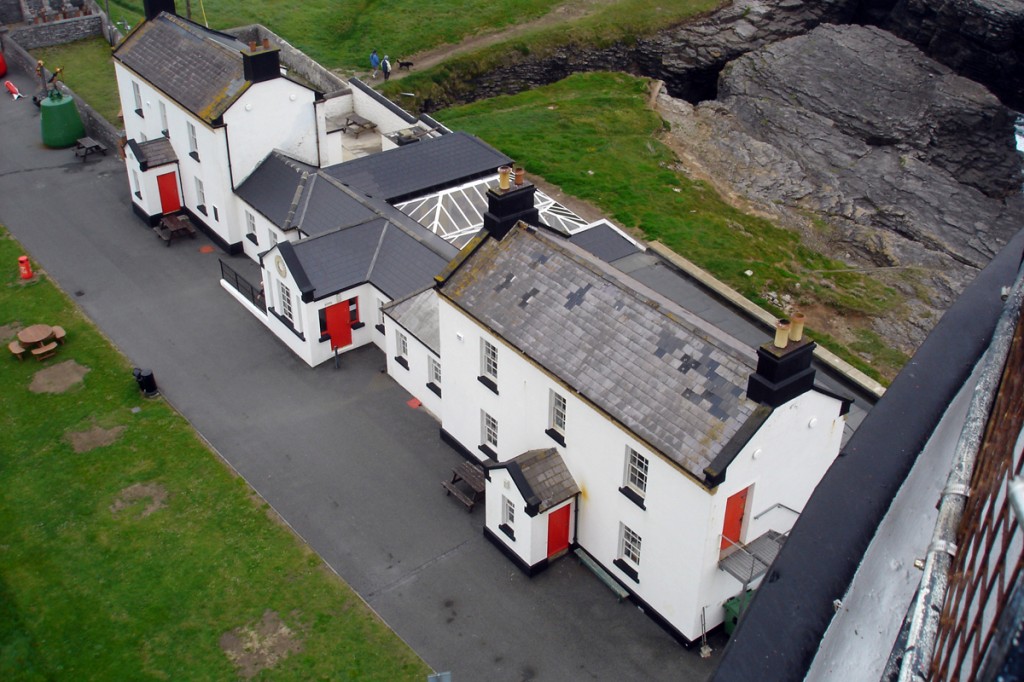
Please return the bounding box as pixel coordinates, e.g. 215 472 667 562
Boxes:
262 38 271 50
774 320 791 349
498 165 511 191
789 312 806 342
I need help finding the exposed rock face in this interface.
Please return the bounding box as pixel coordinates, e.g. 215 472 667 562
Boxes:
871 0 1024 111
658 24 1024 351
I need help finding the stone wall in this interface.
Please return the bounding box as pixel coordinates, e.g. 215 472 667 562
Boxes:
0 0 23 24
10 14 102 49
1 26 123 153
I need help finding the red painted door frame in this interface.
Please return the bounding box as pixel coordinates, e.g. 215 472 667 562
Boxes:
722 487 749 550
156 171 181 214
547 504 571 558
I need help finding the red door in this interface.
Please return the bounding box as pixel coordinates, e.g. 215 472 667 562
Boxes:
721 487 749 550
325 302 352 349
156 172 181 214
547 504 571 558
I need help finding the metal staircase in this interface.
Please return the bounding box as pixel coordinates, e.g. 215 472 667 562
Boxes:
718 529 787 590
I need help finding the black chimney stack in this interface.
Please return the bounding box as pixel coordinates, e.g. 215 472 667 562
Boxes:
242 39 281 84
746 316 817 407
143 0 176 21
482 168 539 241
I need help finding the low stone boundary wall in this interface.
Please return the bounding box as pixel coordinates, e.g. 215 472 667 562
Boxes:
10 14 102 49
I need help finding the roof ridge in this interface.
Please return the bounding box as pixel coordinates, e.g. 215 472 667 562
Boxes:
161 13 247 57
365 222 390 282
283 171 311 230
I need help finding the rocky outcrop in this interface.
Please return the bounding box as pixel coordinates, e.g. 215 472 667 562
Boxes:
872 0 1024 111
658 24 1024 351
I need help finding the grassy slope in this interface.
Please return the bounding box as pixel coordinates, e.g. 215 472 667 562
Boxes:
0 228 429 680
438 72 908 381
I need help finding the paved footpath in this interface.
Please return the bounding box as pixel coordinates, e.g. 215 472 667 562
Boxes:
0 61 719 680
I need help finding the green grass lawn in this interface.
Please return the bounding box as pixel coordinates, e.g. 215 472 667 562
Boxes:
437 72 909 381
32 38 121 124
107 0 565 68
0 227 429 679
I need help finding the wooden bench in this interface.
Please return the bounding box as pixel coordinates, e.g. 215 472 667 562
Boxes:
575 548 630 601
31 341 58 361
341 113 378 138
8 340 26 361
52 326 66 344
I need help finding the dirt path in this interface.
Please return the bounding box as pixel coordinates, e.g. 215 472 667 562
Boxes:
358 0 622 82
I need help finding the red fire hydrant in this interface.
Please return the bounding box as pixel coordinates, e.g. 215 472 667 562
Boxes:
18 255 33 280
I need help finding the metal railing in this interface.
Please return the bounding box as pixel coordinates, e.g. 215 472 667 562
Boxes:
898 271 1024 681
220 259 266 313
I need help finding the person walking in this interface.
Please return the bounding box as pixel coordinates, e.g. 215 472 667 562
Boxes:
370 49 380 79
381 55 392 81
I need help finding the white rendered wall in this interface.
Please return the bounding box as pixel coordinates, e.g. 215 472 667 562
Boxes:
123 145 174 218
383 314 442 418
350 87 414 136
484 469 534 564
223 79 318 185
437 295 846 641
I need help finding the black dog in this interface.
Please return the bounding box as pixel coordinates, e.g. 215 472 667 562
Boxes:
398 60 414 71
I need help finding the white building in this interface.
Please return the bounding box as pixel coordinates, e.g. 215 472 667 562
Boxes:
386 183 852 643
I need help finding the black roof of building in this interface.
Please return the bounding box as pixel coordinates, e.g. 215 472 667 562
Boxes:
236 152 379 236
567 221 641 263
284 218 457 301
113 13 253 124
322 132 512 203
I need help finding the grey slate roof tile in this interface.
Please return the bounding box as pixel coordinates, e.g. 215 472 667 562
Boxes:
507 448 580 513
386 289 440 354
133 137 177 169
114 13 251 124
440 226 759 478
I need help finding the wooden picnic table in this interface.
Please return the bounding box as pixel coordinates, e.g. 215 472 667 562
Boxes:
153 214 197 246
74 136 107 162
18 323 53 347
342 113 378 138
442 460 486 512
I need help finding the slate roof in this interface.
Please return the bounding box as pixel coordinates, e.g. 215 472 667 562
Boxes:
568 221 641 263
114 13 252 124
288 218 456 301
439 226 760 479
503 448 580 513
236 152 378 236
385 288 440 354
322 132 512 203
128 137 178 170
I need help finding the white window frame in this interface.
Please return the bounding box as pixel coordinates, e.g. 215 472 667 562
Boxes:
194 177 206 210
130 170 140 196
245 210 256 236
278 281 293 322
268 230 278 247
549 390 567 434
619 524 642 569
624 447 649 496
428 356 442 385
397 332 409 359
377 299 386 326
481 410 498 448
481 339 498 381
502 496 515 527
131 81 142 113
187 121 198 158
159 100 168 135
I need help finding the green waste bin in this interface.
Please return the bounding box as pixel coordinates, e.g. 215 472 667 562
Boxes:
723 589 755 637
40 91 85 148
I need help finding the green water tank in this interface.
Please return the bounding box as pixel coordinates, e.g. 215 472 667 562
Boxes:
40 91 85 148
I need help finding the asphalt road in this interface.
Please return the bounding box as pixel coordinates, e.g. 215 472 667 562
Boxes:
1 60 721 680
